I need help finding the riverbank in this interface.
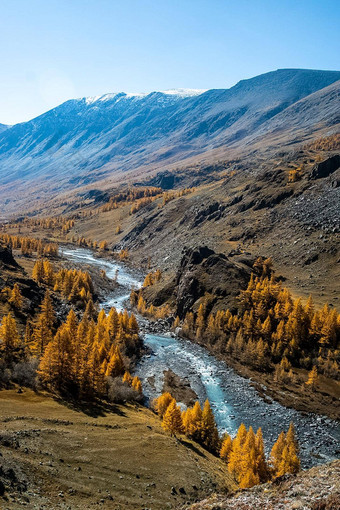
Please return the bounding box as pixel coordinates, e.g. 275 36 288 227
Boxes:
51 247 340 468
138 314 340 421
180 335 340 422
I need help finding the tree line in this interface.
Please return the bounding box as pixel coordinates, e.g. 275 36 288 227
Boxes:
180 258 339 380
0 289 143 400
153 392 300 488
0 234 58 257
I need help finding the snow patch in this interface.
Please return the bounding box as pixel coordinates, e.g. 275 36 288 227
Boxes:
160 88 207 97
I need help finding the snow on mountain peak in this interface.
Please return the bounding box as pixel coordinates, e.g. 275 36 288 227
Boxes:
84 89 205 105
160 88 207 97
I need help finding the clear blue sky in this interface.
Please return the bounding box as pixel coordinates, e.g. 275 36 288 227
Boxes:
1 0 339 124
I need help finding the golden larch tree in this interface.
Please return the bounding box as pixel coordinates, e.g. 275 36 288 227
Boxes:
162 400 183 437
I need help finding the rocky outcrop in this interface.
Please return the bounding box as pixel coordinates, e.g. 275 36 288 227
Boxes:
189 460 340 510
175 246 250 318
310 154 340 179
140 246 250 318
0 244 19 269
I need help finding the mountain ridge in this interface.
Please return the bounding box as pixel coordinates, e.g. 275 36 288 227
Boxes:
0 68 339 215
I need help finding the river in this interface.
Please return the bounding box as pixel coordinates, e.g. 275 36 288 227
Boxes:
61 247 339 468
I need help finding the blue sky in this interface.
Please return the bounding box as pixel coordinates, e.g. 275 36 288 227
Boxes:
1 0 339 124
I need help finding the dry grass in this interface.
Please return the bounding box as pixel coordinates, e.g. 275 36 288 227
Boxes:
0 389 235 509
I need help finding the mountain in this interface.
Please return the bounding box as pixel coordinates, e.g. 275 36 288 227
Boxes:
0 124 7 133
0 68 339 214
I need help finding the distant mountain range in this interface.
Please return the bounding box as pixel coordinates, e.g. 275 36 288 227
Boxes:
0 68 339 214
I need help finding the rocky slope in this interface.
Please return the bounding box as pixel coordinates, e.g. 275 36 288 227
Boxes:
0 244 43 318
188 460 340 510
1 69 339 215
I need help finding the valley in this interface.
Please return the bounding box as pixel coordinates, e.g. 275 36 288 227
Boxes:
0 67 339 509
62 246 340 468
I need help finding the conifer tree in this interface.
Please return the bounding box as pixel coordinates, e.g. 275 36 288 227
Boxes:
190 401 203 441
239 427 259 488
255 427 270 482
105 346 125 377
277 424 300 476
305 366 318 390
153 392 175 418
228 423 247 479
84 298 97 320
9 283 23 310
201 400 219 452
32 259 45 283
270 431 286 475
162 400 184 437
196 303 205 339
0 313 20 360
131 376 142 394
32 313 53 355
220 434 233 463
122 371 133 386
182 408 193 436
40 290 55 330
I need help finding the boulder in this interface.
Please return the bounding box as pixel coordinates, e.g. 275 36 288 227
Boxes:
310 155 340 179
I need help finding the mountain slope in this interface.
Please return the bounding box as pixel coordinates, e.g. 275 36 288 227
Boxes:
244 79 340 147
0 69 339 214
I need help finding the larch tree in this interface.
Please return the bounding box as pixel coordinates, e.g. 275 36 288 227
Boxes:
189 401 203 441
131 376 142 394
201 399 220 452
162 400 184 437
0 313 20 361
270 431 286 476
255 427 270 482
228 423 248 479
105 346 125 378
32 259 46 283
220 433 233 463
239 426 259 488
9 283 23 310
122 371 133 386
305 366 318 390
153 392 174 418
40 290 55 331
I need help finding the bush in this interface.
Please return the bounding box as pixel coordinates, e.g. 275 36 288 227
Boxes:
107 377 143 404
12 358 39 388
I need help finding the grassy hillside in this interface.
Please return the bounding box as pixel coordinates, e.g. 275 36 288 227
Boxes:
0 389 235 509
